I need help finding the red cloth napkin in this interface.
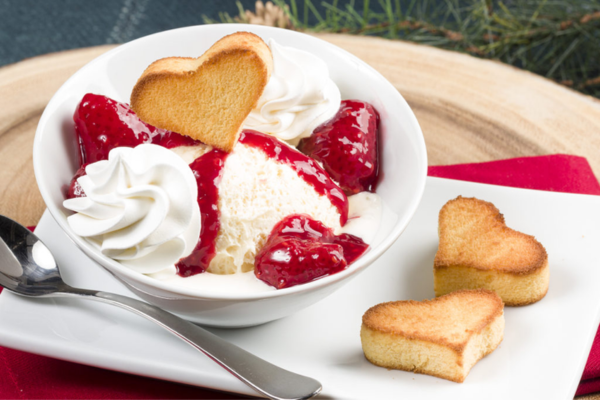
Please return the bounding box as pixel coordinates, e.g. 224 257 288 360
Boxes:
1 154 599 399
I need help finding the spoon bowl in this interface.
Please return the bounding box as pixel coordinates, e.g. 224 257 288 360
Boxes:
0 215 65 297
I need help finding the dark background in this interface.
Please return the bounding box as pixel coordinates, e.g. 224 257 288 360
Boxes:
1 0 395 67
0 0 261 67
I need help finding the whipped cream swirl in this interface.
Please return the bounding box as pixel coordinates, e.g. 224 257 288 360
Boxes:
244 38 341 144
63 144 200 274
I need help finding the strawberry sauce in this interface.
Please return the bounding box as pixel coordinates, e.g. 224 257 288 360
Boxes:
239 130 349 226
175 149 229 277
254 214 368 289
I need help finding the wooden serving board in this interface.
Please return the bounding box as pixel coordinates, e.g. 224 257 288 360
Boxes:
0 33 599 400
2 33 600 228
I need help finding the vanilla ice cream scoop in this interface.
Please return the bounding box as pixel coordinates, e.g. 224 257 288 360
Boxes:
209 142 343 274
243 39 341 144
63 144 200 273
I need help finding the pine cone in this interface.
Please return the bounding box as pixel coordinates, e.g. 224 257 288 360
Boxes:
239 1 292 29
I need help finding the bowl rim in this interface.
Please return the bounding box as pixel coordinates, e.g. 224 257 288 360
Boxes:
33 23 427 301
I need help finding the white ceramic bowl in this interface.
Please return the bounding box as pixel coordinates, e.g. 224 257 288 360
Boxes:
33 24 427 327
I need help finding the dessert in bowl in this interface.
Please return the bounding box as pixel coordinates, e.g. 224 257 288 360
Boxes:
33 24 427 327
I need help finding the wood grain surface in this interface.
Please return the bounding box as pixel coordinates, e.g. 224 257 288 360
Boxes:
2 33 600 227
0 33 598 399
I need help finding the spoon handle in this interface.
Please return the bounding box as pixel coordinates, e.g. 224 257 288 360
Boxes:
61 286 321 400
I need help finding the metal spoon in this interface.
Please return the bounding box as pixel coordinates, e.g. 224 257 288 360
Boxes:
0 215 322 400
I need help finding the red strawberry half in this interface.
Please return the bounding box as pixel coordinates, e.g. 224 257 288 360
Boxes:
298 100 380 195
254 214 368 289
73 93 200 165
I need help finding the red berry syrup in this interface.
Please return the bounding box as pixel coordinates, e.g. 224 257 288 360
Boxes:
175 149 229 277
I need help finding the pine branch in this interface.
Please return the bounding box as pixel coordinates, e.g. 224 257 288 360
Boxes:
206 1 600 98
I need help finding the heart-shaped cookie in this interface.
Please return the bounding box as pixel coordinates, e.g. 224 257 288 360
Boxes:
434 196 549 306
361 289 504 383
131 32 273 152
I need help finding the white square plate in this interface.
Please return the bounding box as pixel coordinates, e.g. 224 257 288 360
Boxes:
1 177 599 399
